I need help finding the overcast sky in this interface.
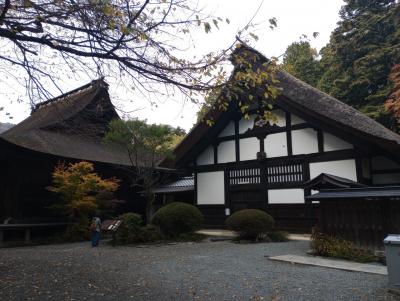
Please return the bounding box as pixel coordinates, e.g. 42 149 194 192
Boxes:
0 0 344 131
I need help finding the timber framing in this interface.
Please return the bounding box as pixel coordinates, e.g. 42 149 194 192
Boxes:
156 43 400 231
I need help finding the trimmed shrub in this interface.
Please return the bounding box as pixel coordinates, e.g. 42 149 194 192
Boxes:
311 228 377 263
137 224 163 243
268 230 289 242
226 209 274 241
151 202 204 237
116 213 143 244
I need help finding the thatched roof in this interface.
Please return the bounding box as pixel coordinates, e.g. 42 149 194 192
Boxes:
0 79 132 166
166 44 400 167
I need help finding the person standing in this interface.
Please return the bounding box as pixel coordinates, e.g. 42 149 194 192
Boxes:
90 216 102 247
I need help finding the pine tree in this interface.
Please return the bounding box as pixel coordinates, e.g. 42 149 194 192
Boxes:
282 41 321 87
317 0 400 128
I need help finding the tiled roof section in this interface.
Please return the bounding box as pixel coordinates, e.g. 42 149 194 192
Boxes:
307 186 400 200
304 173 366 190
152 176 194 193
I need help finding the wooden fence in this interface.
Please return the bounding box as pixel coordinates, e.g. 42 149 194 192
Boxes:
319 198 400 249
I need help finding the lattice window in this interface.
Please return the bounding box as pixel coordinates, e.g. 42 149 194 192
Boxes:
229 168 261 185
267 163 303 184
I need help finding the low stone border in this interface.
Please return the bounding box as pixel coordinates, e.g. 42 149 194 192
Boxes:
269 254 387 275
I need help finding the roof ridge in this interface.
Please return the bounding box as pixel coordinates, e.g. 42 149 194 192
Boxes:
31 78 108 113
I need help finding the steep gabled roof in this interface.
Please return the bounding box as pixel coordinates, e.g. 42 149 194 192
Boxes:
166 44 400 167
0 79 132 166
303 173 366 190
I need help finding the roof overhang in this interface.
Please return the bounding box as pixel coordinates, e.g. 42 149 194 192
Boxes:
306 186 400 200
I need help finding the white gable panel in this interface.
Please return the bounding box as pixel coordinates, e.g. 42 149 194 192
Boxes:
268 189 304 204
238 115 256 134
218 140 236 163
197 171 225 205
196 146 214 165
291 114 306 125
239 137 259 161
218 121 235 137
265 132 287 158
371 156 400 170
269 109 286 127
310 159 357 181
323 132 353 151
292 128 318 155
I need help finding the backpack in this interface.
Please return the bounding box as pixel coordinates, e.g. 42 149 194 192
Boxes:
90 220 97 231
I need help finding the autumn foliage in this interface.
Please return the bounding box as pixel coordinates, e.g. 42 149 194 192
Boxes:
48 161 119 240
384 64 400 122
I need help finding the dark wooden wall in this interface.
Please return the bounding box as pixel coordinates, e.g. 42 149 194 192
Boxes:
0 140 146 222
319 198 400 249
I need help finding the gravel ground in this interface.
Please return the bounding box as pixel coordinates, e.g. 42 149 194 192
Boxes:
0 239 397 301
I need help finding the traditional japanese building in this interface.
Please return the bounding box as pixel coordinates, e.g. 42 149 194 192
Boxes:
158 45 400 231
0 79 145 221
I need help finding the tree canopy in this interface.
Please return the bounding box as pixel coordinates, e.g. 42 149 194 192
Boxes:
282 0 400 130
282 41 320 87
48 161 119 239
104 118 184 220
0 0 232 105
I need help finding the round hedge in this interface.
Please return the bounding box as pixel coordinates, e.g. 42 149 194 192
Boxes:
151 202 204 237
116 212 143 244
226 209 274 240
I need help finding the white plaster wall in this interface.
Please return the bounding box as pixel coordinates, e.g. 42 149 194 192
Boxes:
217 140 236 163
265 132 287 158
269 109 286 127
197 171 225 205
239 137 259 161
323 132 353 151
292 128 319 155
371 156 400 170
238 115 256 133
291 114 306 125
196 145 214 165
218 121 235 137
268 189 305 204
309 159 357 181
372 173 400 185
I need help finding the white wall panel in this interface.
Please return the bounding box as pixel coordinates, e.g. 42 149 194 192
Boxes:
238 115 256 134
197 171 225 205
217 140 236 163
218 121 235 137
268 189 304 204
265 132 287 158
269 109 286 127
292 128 319 155
310 159 357 181
196 146 214 165
291 114 306 125
323 132 353 151
239 137 259 161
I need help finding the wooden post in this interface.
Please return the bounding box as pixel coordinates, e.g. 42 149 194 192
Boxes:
24 228 31 244
0 229 4 247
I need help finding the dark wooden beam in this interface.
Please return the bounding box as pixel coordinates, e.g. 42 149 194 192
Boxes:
234 119 240 162
286 112 293 156
317 130 324 153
